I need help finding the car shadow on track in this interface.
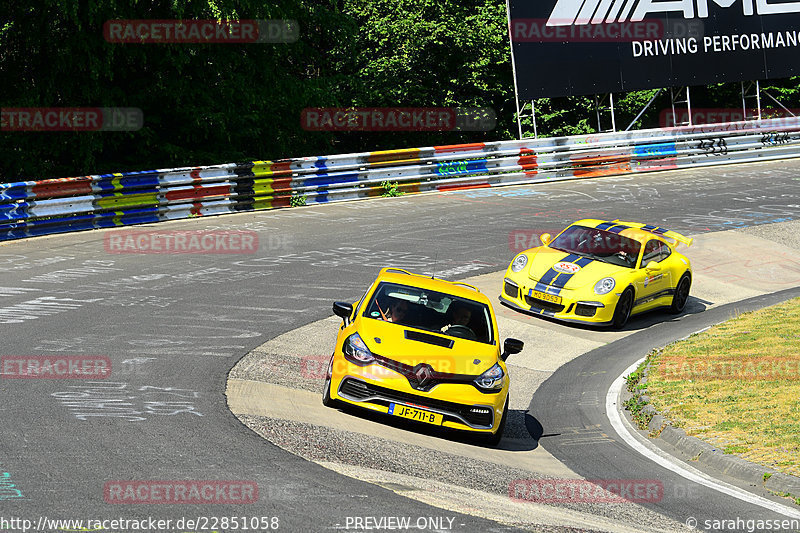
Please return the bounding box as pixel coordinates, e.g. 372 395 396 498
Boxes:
330 402 540 451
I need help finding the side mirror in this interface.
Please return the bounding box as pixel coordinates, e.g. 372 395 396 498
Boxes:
332 301 353 323
540 233 552 246
644 260 662 272
501 338 524 361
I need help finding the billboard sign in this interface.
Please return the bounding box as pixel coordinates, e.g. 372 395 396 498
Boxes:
509 0 800 98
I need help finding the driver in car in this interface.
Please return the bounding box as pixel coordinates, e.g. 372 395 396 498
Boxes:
441 302 472 333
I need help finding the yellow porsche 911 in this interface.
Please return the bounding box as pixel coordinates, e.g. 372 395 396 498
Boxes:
500 219 693 328
323 268 523 445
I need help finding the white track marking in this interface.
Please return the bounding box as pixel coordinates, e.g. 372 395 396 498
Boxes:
607 357 800 519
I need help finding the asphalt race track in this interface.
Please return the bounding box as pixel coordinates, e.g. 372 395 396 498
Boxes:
531 288 800 529
2 159 800 532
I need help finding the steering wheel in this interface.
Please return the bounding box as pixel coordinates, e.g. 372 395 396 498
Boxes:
445 324 477 341
615 251 632 266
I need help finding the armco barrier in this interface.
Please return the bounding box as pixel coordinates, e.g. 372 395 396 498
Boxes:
2 117 800 241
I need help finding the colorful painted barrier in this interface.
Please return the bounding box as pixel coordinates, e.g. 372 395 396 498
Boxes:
2 117 800 241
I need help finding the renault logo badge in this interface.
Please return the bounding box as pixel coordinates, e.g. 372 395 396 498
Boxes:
413 363 434 386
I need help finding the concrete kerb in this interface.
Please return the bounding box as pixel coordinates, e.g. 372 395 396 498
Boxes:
632 387 800 501
625 334 800 503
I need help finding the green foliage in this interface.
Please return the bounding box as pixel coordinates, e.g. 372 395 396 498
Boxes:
625 363 646 390
2 2 800 182
0 0 514 181
380 180 404 197
289 194 307 207
0 0 352 179
624 396 653 430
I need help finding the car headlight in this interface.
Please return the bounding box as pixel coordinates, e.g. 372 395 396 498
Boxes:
474 363 505 392
594 277 616 295
510 254 528 273
342 333 375 366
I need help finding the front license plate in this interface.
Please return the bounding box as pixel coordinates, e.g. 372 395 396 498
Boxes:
388 403 443 425
530 289 562 304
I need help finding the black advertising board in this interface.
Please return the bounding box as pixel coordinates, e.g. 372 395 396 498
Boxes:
509 0 800 98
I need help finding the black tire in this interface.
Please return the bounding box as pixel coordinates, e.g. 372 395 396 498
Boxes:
612 288 634 329
322 355 337 408
670 273 692 314
484 396 509 446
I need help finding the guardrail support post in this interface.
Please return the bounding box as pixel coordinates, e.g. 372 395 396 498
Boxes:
686 86 693 126
610 93 617 132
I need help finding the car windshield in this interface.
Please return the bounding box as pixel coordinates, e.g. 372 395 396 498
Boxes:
362 282 494 344
550 225 641 268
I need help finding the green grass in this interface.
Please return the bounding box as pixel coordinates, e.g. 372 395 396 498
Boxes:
646 297 800 477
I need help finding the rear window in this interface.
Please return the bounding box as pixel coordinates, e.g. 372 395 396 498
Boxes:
362 282 494 344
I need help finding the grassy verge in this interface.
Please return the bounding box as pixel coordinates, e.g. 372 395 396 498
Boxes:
645 297 800 476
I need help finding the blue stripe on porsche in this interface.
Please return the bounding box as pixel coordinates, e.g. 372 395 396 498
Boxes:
596 221 616 230
606 224 630 234
539 253 579 286
528 303 556 317
533 282 560 296
550 256 594 289
642 224 669 235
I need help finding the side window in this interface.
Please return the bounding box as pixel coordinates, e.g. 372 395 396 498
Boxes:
642 240 670 265
641 240 661 266
658 242 672 262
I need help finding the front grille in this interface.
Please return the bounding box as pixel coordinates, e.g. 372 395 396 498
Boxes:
504 281 519 299
372 354 474 392
575 303 597 317
340 378 372 400
525 295 565 313
339 378 493 428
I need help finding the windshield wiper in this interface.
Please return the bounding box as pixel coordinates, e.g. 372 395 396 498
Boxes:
553 246 613 265
550 245 573 254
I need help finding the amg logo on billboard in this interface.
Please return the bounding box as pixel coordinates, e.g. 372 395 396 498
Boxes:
547 0 800 26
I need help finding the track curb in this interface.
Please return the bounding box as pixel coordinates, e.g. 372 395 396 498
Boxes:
622 296 800 504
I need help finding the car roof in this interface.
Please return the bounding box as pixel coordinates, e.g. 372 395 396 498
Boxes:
373 268 492 306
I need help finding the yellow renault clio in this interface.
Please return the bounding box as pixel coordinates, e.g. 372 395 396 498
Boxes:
323 268 523 445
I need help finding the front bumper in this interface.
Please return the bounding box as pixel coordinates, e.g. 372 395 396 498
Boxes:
329 359 506 433
500 275 616 325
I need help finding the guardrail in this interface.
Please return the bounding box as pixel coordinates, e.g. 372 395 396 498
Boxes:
2 117 800 241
